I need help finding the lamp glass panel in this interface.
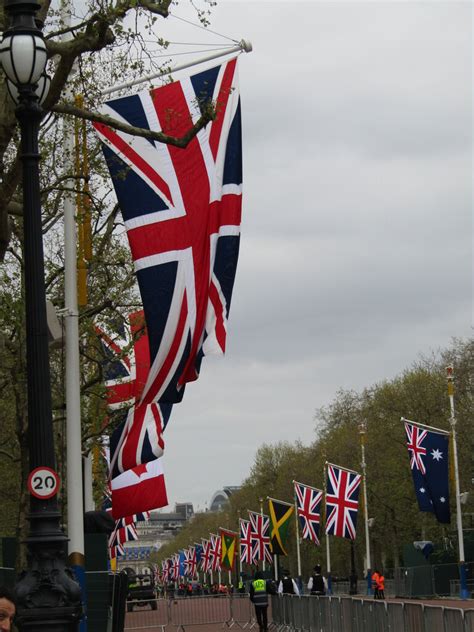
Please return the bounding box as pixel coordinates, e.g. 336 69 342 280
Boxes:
0 36 16 84
10 34 46 84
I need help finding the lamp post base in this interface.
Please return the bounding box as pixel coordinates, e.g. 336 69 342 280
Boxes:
14 511 83 631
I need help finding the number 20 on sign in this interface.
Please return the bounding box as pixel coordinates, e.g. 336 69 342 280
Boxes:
27 467 60 500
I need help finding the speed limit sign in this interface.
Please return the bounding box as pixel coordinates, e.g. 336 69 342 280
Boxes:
27 467 60 500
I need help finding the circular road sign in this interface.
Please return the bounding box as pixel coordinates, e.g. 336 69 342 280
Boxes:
27 467 60 500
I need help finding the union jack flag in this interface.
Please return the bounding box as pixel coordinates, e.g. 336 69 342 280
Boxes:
94 57 243 403
405 422 428 475
161 558 170 583
186 547 198 578
109 402 170 477
95 310 150 410
239 519 252 564
325 463 361 540
109 522 138 548
200 539 212 573
294 481 323 545
209 533 221 572
109 544 124 560
248 511 272 565
169 553 181 581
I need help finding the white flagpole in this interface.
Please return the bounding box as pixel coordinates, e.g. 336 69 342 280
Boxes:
60 0 86 618
323 463 332 595
447 366 469 599
101 39 252 97
292 481 302 580
259 498 265 572
359 422 372 595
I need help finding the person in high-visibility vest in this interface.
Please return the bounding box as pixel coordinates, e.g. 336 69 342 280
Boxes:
376 572 385 600
249 571 269 632
371 570 380 599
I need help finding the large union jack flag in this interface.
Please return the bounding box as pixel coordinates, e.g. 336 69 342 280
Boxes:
239 519 252 564
294 481 323 546
248 511 272 565
94 57 243 404
325 464 361 540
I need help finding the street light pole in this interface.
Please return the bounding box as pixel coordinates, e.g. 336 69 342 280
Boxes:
0 0 82 628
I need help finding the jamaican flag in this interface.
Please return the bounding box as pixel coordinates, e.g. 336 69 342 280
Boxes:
268 497 294 556
220 528 237 571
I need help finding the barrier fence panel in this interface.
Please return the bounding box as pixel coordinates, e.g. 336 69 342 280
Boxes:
403 602 424 632
464 609 474 632
386 601 404 631
292 594 304 632
308 595 322 632
372 600 388 632
444 608 465 632
294 595 307 632
352 598 364 632
423 605 444 632
270 595 282 626
124 598 168 630
330 597 343 632
230 593 253 628
319 597 332 632
339 597 353 632
169 594 232 627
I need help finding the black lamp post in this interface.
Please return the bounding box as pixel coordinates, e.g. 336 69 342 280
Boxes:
0 1 82 629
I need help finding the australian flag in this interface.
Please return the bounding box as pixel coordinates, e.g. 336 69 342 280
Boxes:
404 419 451 524
94 57 243 403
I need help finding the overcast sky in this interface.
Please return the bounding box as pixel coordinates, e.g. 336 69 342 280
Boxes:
125 1 472 512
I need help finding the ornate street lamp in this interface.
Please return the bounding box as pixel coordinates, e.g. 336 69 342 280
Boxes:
0 0 82 629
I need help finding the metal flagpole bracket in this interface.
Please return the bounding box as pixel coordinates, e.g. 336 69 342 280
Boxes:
101 38 253 97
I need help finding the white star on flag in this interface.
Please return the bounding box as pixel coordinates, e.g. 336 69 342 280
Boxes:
419 488 425 493
440 497 446 503
431 449 443 461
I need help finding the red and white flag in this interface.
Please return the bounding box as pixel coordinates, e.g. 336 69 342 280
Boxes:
111 458 168 519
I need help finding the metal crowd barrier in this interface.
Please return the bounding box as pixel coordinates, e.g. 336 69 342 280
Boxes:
124 593 256 631
270 594 473 632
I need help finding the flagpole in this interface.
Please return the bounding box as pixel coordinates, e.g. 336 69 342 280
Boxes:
359 422 372 596
60 0 86 621
323 462 332 595
292 481 302 580
259 498 265 572
238 514 243 581
446 366 469 599
101 39 252 97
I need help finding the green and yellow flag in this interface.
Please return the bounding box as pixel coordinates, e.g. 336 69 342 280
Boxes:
220 528 237 571
268 497 294 556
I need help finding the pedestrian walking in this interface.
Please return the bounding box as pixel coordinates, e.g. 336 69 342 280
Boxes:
249 571 270 632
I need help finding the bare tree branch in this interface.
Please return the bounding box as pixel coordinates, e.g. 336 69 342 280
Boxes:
51 100 216 147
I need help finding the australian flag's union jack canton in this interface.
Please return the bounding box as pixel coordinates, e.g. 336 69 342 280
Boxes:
94 57 243 403
294 481 323 546
404 420 450 524
325 464 361 540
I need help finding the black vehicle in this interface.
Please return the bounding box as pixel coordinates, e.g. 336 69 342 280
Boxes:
126 572 157 612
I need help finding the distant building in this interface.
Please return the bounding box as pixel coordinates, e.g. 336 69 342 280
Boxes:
209 486 241 512
118 503 194 572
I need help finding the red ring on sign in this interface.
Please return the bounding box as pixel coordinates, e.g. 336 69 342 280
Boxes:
27 466 60 500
